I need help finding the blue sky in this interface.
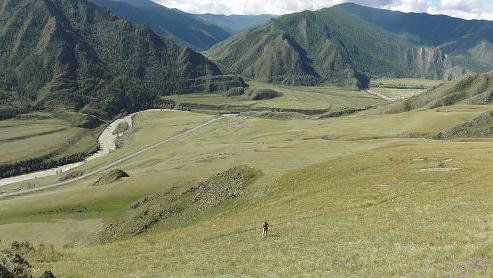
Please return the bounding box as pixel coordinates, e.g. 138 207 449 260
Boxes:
153 0 493 20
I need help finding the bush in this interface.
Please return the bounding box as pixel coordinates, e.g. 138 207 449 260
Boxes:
225 87 245 97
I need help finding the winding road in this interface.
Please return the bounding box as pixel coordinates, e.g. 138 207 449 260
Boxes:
365 88 397 101
0 112 236 199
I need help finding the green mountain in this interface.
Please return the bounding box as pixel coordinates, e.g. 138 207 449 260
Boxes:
195 14 276 35
340 3 493 73
0 0 245 119
206 3 493 88
384 71 493 114
89 0 274 50
90 0 230 50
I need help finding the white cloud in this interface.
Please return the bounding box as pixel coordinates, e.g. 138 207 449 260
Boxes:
153 0 493 20
154 0 391 15
385 0 493 20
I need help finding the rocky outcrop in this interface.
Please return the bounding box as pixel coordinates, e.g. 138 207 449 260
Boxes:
92 169 129 186
408 47 466 80
0 241 57 278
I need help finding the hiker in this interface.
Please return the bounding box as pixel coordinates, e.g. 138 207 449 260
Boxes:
262 221 270 236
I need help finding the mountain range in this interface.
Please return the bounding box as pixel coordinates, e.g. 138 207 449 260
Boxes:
89 0 275 50
0 0 245 119
3 0 493 120
207 3 493 88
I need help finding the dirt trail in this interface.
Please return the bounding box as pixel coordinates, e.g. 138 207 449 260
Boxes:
365 89 397 101
0 113 235 198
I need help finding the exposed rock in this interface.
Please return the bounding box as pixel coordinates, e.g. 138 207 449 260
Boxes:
0 263 14 278
92 169 129 186
0 251 32 278
39 271 56 278
408 47 465 80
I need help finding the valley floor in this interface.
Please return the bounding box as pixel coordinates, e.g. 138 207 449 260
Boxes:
1 82 493 276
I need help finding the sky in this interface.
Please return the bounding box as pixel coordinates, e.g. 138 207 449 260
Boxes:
153 0 493 20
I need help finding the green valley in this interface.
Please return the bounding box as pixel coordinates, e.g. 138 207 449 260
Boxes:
3 1 493 277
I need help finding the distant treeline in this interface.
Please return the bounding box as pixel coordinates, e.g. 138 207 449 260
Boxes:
0 147 98 179
0 99 192 179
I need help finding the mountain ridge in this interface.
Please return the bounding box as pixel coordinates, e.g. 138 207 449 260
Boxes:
207 4 468 87
0 0 244 119
89 0 275 50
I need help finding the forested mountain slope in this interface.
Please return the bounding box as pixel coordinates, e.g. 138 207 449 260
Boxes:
90 0 274 50
0 0 244 119
340 3 493 73
207 4 490 88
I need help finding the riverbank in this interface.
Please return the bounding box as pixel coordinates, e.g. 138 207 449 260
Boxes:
0 113 135 187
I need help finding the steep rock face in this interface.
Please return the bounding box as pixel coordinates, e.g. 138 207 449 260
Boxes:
411 47 447 79
408 47 466 80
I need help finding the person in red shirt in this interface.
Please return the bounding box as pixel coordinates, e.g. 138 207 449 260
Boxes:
262 221 270 236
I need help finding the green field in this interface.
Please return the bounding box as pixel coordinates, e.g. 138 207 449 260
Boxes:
164 81 384 113
0 113 102 179
1 100 493 276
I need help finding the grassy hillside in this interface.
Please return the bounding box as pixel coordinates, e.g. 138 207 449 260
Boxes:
1 106 493 276
432 111 493 139
382 72 493 113
0 0 244 120
207 4 469 88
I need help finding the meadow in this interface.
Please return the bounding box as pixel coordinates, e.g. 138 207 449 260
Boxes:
2 79 493 276
164 81 384 113
0 114 98 164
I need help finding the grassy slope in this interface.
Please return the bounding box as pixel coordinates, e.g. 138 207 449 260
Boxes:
369 78 446 100
0 116 98 164
1 104 493 275
381 72 493 114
